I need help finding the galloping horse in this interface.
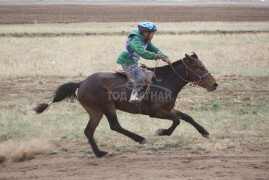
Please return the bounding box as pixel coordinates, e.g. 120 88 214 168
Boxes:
34 53 218 157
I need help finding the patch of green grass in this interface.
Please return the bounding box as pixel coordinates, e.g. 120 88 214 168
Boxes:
47 149 58 155
184 145 206 152
143 144 166 152
113 145 138 154
74 149 95 159
191 97 269 115
79 148 92 154
192 100 223 111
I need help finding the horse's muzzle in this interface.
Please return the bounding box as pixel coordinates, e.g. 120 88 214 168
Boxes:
207 82 218 92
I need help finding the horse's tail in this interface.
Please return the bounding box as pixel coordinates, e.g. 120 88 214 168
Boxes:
34 82 81 114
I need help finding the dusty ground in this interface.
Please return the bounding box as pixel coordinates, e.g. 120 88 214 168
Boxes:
1 153 269 180
0 4 269 24
0 3 269 179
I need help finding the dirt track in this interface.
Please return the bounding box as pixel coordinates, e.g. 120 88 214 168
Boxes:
1 153 269 179
0 4 269 24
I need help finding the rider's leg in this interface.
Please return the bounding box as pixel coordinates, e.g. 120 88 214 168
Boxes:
123 64 145 103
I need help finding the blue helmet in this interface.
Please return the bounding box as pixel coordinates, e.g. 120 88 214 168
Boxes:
138 22 157 33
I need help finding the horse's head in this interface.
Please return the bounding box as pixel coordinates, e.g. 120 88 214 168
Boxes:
183 53 218 91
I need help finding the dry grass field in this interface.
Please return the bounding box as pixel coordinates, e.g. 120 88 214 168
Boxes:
0 3 269 180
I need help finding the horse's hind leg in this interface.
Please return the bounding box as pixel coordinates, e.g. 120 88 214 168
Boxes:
104 105 147 144
84 111 107 158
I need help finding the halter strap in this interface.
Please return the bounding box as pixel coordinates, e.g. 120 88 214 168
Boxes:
198 72 210 79
169 59 211 86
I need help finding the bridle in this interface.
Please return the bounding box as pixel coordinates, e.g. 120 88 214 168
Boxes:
169 59 211 87
140 58 210 99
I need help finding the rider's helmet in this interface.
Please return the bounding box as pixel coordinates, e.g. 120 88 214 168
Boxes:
138 22 158 34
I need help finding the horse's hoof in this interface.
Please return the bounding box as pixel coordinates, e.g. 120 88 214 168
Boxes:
202 134 210 139
96 151 108 158
155 129 164 136
140 139 148 144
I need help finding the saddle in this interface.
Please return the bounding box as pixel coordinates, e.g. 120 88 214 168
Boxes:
116 68 154 85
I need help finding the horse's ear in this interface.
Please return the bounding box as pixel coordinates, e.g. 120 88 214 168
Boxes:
191 52 198 59
185 54 194 63
185 54 192 60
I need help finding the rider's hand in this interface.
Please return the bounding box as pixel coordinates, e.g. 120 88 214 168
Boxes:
165 59 172 65
156 52 164 60
156 52 171 64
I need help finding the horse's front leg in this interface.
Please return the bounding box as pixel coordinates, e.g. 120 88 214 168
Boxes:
149 109 181 136
173 109 209 138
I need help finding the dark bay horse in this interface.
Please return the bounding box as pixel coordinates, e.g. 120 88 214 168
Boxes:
34 53 218 157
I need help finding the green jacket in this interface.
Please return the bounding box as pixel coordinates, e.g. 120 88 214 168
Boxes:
116 30 169 66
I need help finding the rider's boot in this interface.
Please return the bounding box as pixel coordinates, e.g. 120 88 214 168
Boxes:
129 90 142 104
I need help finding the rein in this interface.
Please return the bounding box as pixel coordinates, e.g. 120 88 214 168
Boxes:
140 58 161 99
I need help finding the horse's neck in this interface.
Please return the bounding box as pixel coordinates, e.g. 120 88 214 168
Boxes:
153 63 188 96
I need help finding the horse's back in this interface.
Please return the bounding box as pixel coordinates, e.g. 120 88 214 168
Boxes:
77 72 127 103
83 72 126 87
